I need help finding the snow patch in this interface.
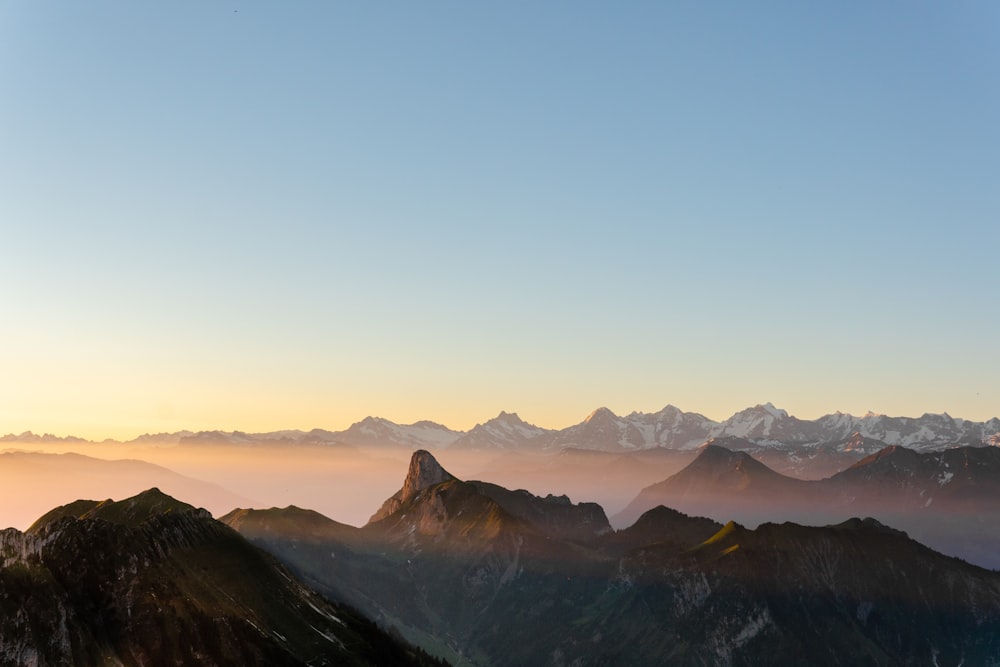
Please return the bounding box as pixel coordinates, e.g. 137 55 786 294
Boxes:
733 608 772 645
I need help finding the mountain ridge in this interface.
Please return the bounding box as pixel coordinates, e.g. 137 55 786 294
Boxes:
615 442 1000 569
0 489 445 666
226 449 1000 666
10 403 999 454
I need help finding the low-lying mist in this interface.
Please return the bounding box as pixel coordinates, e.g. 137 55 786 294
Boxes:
0 441 693 531
6 439 995 571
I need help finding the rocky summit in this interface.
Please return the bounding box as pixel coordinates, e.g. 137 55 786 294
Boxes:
368 449 457 523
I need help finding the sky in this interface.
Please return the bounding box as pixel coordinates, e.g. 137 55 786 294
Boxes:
2 2 999 440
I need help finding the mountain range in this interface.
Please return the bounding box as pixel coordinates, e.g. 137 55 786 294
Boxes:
224 449 1000 666
615 442 1000 569
5 440 1000 665
9 403 999 456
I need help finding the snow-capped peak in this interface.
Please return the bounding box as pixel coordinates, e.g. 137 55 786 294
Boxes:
585 407 618 423
756 402 789 419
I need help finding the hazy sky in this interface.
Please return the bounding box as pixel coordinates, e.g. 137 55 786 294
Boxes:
3 2 998 439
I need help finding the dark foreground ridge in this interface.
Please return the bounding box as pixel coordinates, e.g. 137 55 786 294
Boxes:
226 449 1000 666
0 488 445 667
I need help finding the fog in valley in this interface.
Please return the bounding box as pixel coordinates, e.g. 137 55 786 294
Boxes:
0 440 694 531
6 436 998 571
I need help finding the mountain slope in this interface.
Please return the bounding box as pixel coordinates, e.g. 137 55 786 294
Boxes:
226 451 618 664
448 411 552 450
610 518 1000 666
614 443 814 528
824 444 1000 510
229 450 1000 666
616 442 1000 569
0 489 442 667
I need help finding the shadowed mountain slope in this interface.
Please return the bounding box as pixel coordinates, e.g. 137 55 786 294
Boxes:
0 489 443 667
613 443 814 528
615 443 1000 569
227 449 1000 666
612 517 1000 666
826 444 1000 510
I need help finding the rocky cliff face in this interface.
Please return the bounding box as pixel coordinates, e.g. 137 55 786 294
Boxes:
368 449 457 523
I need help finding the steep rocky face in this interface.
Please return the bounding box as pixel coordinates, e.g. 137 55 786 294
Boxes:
0 490 442 667
368 449 457 523
361 453 611 562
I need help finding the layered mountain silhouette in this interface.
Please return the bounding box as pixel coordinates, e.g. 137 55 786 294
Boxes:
616 442 1000 569
0 489 443 666
225 449 1000 666
614 442 820 528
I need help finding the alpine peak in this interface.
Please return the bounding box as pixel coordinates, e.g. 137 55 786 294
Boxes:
753 402 789 419
401 450 455 500
585 407 618 423
368 450 457 524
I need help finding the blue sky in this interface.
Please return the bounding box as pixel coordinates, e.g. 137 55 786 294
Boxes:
2 2 998 438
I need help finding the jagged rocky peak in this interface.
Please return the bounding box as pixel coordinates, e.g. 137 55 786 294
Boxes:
585 406 618 423
652 403 696 423
741 402 789 419
401 449 455 499
759 401 788 417
368 450 457 524
480 410 533 430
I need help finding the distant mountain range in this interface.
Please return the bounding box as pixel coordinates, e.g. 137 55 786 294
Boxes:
10 403 999 456
619 442 1000 523
615 442 1000 569
225 449 1000 666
